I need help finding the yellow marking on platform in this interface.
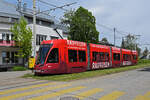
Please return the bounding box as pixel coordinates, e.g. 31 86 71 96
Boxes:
29 86 86 100
134 91 150 100
0 82 56 95
74 88 103 99
99 91 125 100
0 84 70 100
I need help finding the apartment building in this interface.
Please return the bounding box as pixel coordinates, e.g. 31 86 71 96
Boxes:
0 0 68 70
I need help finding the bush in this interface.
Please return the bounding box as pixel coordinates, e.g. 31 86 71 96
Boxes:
13 66 28 71
138 59 150 64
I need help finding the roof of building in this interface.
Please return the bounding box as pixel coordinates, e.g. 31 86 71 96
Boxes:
0 0 68 33
0 0 58 24
0 0 20 18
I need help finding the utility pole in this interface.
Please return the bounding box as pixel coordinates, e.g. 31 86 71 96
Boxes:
32 0 36 57
17 0 23 18
114 28 116 46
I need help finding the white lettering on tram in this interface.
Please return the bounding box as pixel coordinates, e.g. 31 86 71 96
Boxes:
123 61 132 66
67 40 86 47
67 46 86 50
91 44 109 49
92 62 110 69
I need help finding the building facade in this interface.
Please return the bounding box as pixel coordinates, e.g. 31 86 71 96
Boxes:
0 0 68 70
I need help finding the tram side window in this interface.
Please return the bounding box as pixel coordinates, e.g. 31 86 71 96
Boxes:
92 52 98 61
123 54 131 61
68 50 77 62
105 53 109 62
47 48 59 63
92 52 106 62
132 55 137 60
79 50 86 62
113 53 120 61
99 52 105 62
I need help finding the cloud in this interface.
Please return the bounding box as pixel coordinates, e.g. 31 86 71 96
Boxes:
89 6 105 16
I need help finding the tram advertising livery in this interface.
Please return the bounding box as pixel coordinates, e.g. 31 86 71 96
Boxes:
34 39 138 75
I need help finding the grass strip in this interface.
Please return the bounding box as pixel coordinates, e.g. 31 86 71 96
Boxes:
13 66 28 71
23 62 150 81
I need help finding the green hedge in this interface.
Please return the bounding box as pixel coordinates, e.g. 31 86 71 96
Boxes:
138 59 150 64
13 66 28 71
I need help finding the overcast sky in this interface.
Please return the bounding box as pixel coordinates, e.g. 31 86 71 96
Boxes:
5 0 150 50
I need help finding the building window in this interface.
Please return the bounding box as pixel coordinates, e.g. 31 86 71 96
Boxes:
2 51 18 64
47 48 59 63
11 18 18 23
2 33 5 40
1 33 12 41
11 34 14 40
6 34 10 42
11 52 15 63
68 50 77 62
42 21 51 26
0 33 2 41
36 35 47 45
79 50 86 62
25 16 33 24
50 36 59 40
2 52 9 63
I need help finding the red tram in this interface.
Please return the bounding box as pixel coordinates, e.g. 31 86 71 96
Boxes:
34 39 138 74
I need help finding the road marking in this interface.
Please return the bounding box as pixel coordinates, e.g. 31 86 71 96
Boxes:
0 82 56 95
99 91 125 100
0 84 70 100
28 86 86 100
134 91 150 100
74 88 103 99
145 91 150 97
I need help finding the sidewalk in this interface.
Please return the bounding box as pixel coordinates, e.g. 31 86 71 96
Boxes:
0 70 32 80
0 70 37 88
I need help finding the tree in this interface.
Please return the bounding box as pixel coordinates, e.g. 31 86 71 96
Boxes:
121 34 141 56
101 37 109 44
61 9 75 26
11 17 32 65
61 7 99 43
121 37 125 48
136 46 141 57
143 47 149 57
121 34 136 50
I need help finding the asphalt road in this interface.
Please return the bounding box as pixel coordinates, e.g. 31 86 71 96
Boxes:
0 67 150 100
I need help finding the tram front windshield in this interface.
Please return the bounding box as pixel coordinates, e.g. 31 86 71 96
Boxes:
36 44 53 65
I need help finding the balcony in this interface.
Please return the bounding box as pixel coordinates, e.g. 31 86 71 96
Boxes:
0 40 15 47
0 33 15 47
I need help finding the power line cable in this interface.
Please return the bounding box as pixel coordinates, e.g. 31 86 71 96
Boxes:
38 0 77 12
96 23 141 37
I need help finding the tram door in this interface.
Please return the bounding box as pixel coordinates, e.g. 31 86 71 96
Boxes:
87 44 91 70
